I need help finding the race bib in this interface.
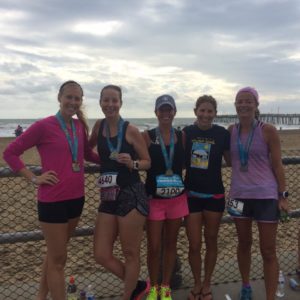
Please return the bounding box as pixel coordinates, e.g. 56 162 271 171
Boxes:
227 198 244 216
98 172 119 201
156 174 184 198
100 186 120 201
97 172 117 188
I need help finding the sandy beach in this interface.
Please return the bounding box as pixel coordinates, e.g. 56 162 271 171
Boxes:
1 129 300 298
1 129 300 167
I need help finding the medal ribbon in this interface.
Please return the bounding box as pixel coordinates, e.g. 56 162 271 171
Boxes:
55 111 78 162
105 117 124 155
156 127 175 173
237 120 257 168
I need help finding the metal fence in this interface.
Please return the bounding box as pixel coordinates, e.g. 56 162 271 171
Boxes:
1 152 300 299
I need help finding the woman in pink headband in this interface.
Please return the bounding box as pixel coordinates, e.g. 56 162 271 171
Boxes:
228 87 288 300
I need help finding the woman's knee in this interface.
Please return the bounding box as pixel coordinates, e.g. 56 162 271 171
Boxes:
47 253 67 271
123 247 139 263
94 248 112 266
188 240 201 254
204 232 218 246
238 236 252 250
260 245 277 262
148 244 161 259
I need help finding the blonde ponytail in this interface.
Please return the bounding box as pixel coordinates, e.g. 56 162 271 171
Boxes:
76 108 89 136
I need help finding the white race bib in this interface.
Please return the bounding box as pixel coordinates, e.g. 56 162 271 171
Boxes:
101 186 120 201
97 172 118 188
227 198 244 216
156 174 184 198
98 172 120 201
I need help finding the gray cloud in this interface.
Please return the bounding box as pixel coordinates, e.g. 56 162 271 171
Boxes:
0 0 300 118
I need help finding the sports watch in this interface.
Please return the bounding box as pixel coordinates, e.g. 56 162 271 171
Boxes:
132 160 139 170
278 191 289 198
31 176 38 185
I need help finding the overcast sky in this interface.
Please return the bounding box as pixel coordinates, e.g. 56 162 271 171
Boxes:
0 0 300 118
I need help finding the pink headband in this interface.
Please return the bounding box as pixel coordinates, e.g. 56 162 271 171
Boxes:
236 87 259 104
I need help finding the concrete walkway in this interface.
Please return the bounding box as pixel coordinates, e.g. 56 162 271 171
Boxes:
101 277 300 300
172 278 300 300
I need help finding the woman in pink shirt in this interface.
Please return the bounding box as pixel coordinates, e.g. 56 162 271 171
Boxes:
3 80 99 300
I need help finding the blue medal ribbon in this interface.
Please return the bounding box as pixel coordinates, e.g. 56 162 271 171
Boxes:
104 117 124 160
156 127 175 175
55 111 78 163
237 120 257 169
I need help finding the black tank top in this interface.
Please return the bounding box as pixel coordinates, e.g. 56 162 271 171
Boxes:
97 120 140 188
145 128 184 197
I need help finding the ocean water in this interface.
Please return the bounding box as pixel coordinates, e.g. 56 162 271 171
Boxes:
0 117 299 138
0 118 196 137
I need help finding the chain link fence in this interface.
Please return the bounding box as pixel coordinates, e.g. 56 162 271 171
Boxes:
0 152 300 299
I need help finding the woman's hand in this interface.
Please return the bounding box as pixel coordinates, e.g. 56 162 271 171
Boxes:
34 170 59 185
117 153 133 169
278 196 289 212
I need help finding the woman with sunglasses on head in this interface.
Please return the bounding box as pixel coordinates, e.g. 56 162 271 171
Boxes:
3 80 99 300
184 95 230 300
228 87 288 300
89 84 151 300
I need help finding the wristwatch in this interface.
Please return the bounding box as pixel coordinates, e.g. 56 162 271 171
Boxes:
132 160 139 170
278 191 289 198
31 176 38 185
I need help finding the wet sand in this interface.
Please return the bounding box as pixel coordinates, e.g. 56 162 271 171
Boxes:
1 129 300 166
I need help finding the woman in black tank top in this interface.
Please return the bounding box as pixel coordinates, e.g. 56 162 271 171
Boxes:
89 85 151 300
142 95 188 299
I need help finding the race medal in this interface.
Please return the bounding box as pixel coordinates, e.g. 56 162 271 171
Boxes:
156 127 175 177
56 112 79 171
237 121 256 173
165 169 173 176
105 118 124 161
240 164 248 172
72 162 80 172
109 151 118 160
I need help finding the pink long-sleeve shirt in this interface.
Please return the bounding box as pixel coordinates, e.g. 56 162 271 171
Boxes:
3 116 100 203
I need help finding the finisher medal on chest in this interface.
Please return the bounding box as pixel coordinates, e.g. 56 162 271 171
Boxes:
156 127 175 178
105 118 124 161
165 169 173 176
237 121 256 174
72 162 80 172
109 151 119 160
55 111 79 173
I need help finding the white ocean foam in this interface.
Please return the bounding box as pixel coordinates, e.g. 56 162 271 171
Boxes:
0 118 299 137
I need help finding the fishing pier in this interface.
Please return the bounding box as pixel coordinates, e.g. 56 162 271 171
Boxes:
216 114 300 126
